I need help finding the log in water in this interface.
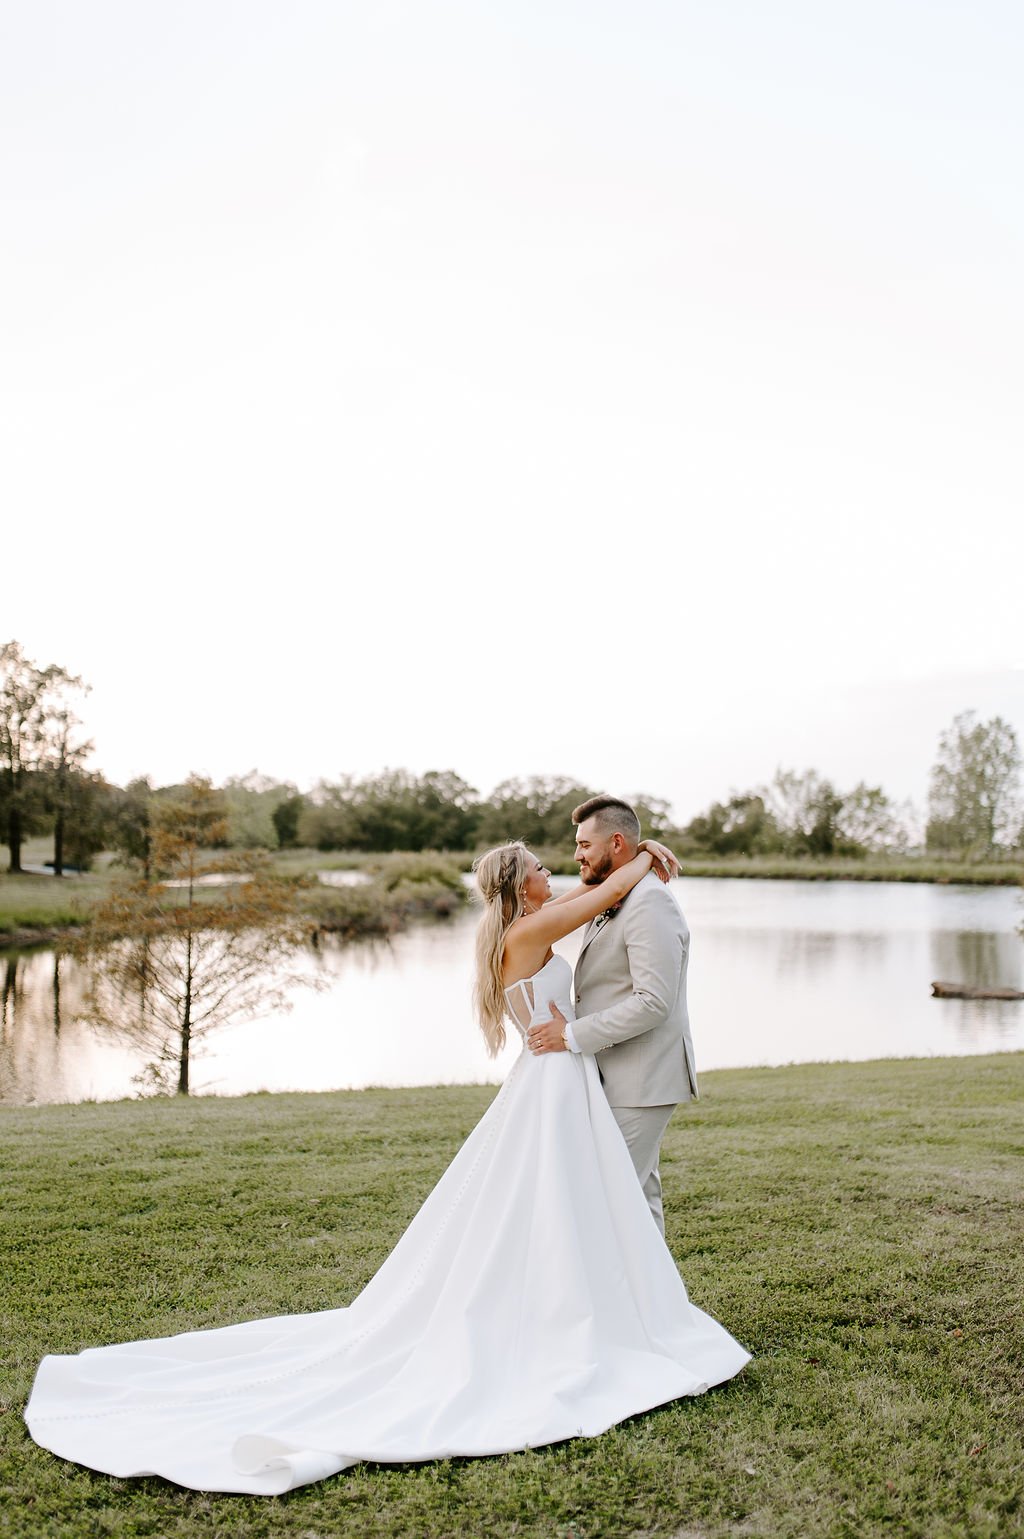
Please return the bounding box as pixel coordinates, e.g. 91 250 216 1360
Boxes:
931 981 1024 1000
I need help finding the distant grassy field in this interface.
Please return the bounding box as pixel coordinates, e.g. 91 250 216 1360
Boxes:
0 848 470 946
0 838 112 937
528 849 1024 885
0 870 110 935
675 854 1024 885
2 1054 1022 1538
271 847 1024 886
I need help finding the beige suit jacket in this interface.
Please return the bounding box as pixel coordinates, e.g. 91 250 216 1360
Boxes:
571 872 697 1109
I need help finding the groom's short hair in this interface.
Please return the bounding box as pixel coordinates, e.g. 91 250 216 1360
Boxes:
571 794 641 844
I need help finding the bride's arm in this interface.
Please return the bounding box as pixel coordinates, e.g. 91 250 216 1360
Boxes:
513 851 656 949
544 840 678 908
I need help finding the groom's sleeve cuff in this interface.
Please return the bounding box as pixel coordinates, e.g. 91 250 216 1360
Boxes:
564 1022 581 1053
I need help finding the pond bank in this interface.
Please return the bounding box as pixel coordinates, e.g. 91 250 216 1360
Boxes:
2 848 1020 952
0 853 471 953
531 850 1024 884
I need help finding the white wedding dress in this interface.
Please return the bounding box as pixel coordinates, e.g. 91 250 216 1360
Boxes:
25 955 750 1494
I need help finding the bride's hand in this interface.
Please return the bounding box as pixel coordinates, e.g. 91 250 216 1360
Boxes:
639 839 679 882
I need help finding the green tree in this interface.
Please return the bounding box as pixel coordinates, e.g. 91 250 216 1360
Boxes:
476 776 596 849
341 769 421 855
297 770 480 852
835 784 912 855
272 792 306 849
108 777 156 878
926 711 1022 856
51 768 113 873
683 793 781 856
806 782 844 856
413 770 479 849
222 772 302 849
0 641 83 872
43 706 94 875
348 769 433 851
298 777 361 850
765 769 844 856
80 776 313 1095
629 794 676 840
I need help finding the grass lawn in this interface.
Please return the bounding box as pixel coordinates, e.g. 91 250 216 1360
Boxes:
2 1055 1022 1539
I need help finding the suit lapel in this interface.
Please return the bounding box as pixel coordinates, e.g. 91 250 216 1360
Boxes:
576 880 641 971
576 913 610 969
577 919 599 968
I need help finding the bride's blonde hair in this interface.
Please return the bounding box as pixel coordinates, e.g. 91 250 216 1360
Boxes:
472 841 532 1056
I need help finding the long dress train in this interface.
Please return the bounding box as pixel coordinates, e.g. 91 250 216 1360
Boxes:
24 955 750 1494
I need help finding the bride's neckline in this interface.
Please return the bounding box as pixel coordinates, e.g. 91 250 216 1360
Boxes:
502 953 564 994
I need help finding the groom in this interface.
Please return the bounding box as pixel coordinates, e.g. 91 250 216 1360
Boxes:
527 795 697 1234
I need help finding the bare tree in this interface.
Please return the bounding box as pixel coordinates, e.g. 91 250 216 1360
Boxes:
79 776 317 1094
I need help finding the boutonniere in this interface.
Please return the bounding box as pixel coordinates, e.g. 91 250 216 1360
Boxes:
594 902 622 929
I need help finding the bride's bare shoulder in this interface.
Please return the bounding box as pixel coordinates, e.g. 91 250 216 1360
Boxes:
501 918 548 984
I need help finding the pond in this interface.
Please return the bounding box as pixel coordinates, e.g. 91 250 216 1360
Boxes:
0 878 1020 1106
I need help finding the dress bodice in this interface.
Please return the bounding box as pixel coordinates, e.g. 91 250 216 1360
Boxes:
502 954 576 1043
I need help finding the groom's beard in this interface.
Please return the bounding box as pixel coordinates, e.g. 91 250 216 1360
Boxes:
581 851 615 886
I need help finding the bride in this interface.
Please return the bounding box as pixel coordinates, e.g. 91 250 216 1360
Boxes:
24 840 750 1495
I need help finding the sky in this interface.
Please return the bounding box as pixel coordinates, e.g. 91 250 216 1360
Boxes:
3 1 1022 823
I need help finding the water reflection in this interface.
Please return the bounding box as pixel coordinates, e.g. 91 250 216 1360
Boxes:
2 951 20 1025
0 946 140 1105
930 929 1021 991
771 928 889 976
52 951 63 1035
0 879 1020 1105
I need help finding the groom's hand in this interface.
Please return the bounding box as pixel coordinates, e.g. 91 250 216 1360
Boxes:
528 1002 568 1055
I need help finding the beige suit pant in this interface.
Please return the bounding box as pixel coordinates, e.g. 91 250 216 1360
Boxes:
609 1103 677 1236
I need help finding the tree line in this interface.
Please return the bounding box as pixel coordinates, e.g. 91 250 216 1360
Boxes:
2 640 1022 871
